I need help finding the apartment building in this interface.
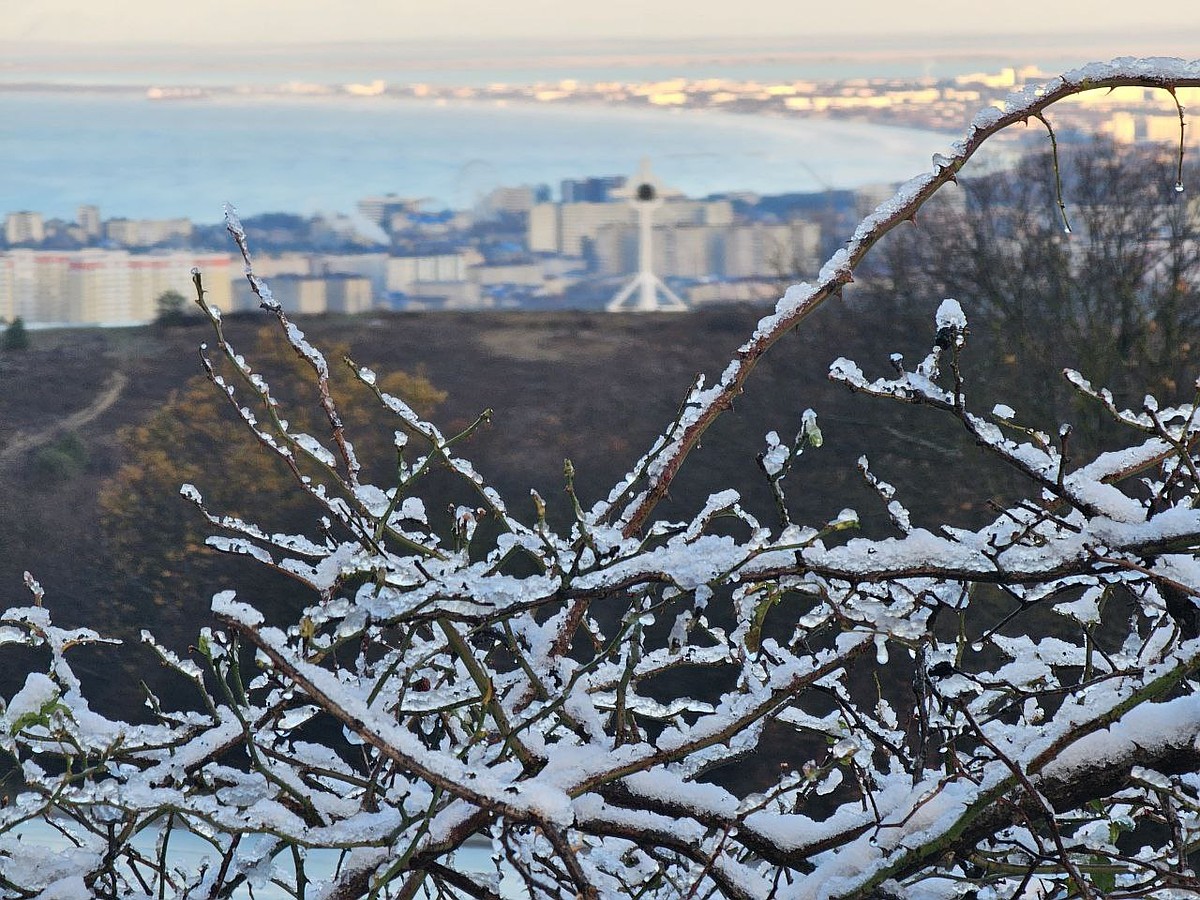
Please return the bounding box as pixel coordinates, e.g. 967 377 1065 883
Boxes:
76 205 102 240
529 198 734 258
593 219 821 281
386 250 476 294
104 217 194 247
4 212 45 246
232 273 373 315
0 249 233 325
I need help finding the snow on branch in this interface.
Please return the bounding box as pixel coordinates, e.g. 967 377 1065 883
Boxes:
5 58 1200 900
605 56 1200 538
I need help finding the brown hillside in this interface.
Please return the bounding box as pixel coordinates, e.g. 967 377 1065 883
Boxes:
0 303 1005 714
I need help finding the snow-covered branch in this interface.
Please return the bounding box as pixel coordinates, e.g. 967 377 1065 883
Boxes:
5 58 1200 899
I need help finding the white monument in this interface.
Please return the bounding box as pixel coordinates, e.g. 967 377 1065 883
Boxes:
606 159 688 313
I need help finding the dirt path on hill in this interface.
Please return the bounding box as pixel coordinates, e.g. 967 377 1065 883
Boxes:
0 371 128 468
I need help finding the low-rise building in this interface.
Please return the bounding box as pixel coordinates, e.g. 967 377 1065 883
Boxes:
104 217 194 247
357 194 424 228
313 253 389 295
251 253 313 279
687 278 780 305
386 250 475 294
403 280 483 310
470 261 545 288
233 272 372 315
482 185 540 216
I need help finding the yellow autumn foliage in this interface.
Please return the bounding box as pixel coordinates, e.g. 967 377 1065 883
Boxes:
99 326 445 615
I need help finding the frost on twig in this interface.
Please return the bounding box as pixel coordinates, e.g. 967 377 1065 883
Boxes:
5 59 1200 900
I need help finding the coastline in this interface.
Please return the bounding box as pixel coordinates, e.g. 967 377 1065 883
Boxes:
3 87 958 222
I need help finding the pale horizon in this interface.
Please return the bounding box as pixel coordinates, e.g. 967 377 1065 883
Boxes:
4 1 1200 47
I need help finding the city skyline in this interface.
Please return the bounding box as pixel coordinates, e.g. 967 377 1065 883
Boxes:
4 0 1200 45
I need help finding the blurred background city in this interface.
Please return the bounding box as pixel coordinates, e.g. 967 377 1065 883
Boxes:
3 2 1199 324
4 0 1200 712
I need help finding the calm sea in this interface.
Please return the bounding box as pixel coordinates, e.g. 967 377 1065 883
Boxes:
3 91 954 223
2 35 1183 223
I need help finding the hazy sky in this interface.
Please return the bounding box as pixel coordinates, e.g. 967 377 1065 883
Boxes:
3 0 1199 44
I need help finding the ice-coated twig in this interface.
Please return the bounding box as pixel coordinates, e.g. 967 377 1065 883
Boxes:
5 60 1200 900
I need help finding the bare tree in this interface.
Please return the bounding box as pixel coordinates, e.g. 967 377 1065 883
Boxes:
877 138 1200 439
4 59 1200 900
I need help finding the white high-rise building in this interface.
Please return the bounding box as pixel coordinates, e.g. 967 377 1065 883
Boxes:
719 223 796 279
0 255 14 322
77 205 102 240
5 251 71 322
71 249 133 323
0 249 233 325
528 197 733 259
4 212 45 246
128 252 233 321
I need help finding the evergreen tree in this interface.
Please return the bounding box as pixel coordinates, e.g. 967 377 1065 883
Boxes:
2 317 29 351
154 289 191 326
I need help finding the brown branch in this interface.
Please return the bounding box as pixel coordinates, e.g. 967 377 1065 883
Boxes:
614 66 1200 538
956 702 1095 900
218 614 543 827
